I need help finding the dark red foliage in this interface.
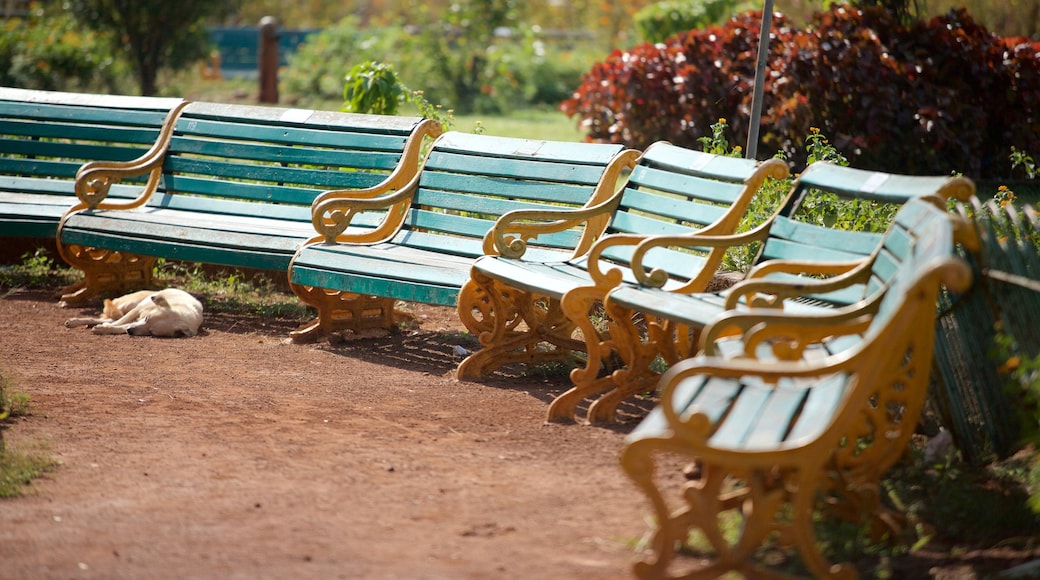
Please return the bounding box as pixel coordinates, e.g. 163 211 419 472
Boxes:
561 6 1040 179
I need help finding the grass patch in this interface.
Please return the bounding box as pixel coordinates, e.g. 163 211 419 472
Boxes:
0 248 78 292
0 373 57 498
453 106 584 141
154 260 313 321
0 444 58 498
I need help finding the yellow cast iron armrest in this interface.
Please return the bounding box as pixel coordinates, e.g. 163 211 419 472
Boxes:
699 307 876 359
309 170 422 245
309 119 442 211
71 100 190 212
744 256 865 281
723 258 872 311
622 222 774 289
308 119 443 245
656 345 867 442
484 198 622 259
483 149 642 259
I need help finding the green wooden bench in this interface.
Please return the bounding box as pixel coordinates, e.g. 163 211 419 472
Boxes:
555 164 975 424
454 142 789 381
0 87 185 239
619 195 974 579
56 101 440 305
287 131 638 341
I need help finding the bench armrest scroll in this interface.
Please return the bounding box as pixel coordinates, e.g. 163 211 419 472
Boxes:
484 149 641 258
71 100 188 210
621 223 773 289
722 258 870 310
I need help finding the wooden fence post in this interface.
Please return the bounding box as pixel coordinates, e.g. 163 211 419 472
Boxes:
259 16 279 104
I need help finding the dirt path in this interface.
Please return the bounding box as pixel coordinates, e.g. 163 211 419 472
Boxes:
0 289 650 579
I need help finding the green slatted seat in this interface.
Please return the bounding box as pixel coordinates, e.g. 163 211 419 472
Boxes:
620 195 974 579
558 163 974 424
453 142 789 387
56 101 440 305
287 131 637 342
0 87 184 239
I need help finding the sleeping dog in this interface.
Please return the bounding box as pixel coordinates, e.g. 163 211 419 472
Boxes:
65 289 203 337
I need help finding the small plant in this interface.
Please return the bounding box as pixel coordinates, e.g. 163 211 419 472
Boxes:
697 118 743 157
1010 147 1038 180
342 61 406 115
342 61 455 130
154 260 313 320
0 372 56 498
0 248 78 290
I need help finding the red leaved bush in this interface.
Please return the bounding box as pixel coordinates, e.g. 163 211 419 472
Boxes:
561 6 1040 179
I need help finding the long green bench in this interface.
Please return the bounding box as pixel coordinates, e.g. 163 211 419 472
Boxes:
453 142 789 382
287 131 638 342
619 195 974 578
557 164 975 423
0 87 185 239
56 101 440 305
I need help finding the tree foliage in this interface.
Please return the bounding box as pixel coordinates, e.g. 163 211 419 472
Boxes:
67 0 236 95
0 5 125 93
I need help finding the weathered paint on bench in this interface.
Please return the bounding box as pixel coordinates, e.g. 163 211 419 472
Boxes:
619 195 975 579
287 131 638 341
56 101 440 304
558 163 975 423
453 142 789 384
0 87 185 239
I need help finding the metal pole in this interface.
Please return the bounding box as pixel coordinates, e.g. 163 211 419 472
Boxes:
745 0 774 160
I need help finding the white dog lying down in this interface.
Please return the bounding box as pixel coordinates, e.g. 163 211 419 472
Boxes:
65 289 204 337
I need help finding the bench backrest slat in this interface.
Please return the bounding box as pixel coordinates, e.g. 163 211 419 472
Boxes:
394 131 627 254
0 89 181 238
154 103 426 214
868 198 957 327
164 157 387 193
598 142 789 279
746 163 973 307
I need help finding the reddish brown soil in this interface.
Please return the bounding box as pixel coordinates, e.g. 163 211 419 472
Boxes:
1 286 1038 579
0 288 649 579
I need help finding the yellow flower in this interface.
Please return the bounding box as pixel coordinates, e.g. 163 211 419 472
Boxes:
718 118 727 124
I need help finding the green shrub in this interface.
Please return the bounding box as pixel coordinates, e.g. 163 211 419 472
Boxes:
282 14 599 114
633 0 735 44
281 17 404 107
563 6 1040 180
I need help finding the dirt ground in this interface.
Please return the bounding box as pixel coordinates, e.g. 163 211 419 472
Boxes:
0 288 656 580
1 286 1039 579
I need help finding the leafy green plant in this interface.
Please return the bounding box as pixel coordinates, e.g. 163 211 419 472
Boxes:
697 117 743 157
0 248 78 291
342 61 407 115
153 260 312 319
341 61 455 129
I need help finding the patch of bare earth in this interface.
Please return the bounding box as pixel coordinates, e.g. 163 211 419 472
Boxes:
0 289 648 579
1 287 1038 579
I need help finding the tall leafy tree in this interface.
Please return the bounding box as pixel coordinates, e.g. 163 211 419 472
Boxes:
68 0 236 95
